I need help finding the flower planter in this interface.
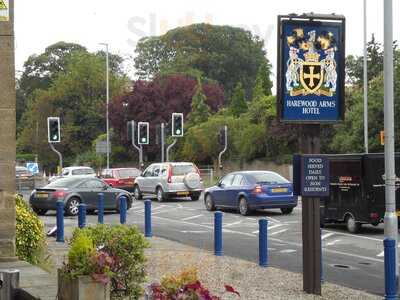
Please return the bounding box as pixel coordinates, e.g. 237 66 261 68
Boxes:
57 269 111 300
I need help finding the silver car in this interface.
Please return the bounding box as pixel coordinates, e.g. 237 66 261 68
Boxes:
133 162 204 202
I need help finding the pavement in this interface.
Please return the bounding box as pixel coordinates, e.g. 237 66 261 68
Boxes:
18 191 393 297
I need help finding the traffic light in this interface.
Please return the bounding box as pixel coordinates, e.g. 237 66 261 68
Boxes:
172 113 184 137
47 117 60 143
137 122 149 145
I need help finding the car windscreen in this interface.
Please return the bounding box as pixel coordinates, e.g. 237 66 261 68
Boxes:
172 165 196 176
46 177 83 188
248 172 290 184
71 168 95 175
117 169 141 178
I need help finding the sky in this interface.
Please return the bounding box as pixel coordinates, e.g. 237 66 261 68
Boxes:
14 0 400 91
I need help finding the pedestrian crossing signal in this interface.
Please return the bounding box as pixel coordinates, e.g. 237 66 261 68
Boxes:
380 130 384 146
47 117 60 143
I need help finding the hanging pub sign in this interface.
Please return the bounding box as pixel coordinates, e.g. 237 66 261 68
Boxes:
277 14 345 123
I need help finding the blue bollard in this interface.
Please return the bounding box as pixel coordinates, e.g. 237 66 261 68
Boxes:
320 228 324 284
56 200 64 242
119 196 127 224
214 211 223 256
384 239 397 300
78 203 87 229
145 200 152 237
259 219 268 267
98 193 104 224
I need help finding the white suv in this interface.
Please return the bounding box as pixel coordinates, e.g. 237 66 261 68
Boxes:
133 162 203 202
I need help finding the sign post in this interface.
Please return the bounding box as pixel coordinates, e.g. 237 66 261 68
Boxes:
277 13 345 295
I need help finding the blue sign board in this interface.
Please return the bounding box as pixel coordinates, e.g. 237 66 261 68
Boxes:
301 156 330 197
277 16 345 122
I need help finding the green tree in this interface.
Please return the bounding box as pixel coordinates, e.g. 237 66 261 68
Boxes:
188 79 211 125
252 60 272 100
134 23 272 99
229 82 247 117
345 35 385 86
18 50 127 170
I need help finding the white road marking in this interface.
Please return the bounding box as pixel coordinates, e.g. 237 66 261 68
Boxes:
377 251 384 257
280 249 297 254
182 214 203 221
325 239 341 246
322 229 382 242
270 229 288 236
146 214 385 263
223 221 243 228
252 223 285 234
152 208 179 216
266 216 282 223
181 230 208 234
321 233 335 240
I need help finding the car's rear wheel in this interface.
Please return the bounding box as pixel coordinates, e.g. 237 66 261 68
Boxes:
65 197 80 216
32 207 47 216
133 185 142 200
281 207 294 215
191 194 200 201
346 214 361 233
238 197 250 216
205 194 215 211
156 187 165 202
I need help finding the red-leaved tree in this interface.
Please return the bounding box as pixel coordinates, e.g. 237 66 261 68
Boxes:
109 74 224 160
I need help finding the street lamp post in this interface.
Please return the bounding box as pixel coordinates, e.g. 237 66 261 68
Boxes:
100 43 110 169
383 0 398 279
363 0 368 154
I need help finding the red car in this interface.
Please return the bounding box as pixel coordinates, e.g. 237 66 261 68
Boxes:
100 168 141 192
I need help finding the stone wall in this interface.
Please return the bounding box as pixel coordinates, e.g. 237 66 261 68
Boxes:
0 0 16 261
218 160 293 181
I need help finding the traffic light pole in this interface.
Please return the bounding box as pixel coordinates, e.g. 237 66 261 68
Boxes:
218 125 228 169
49 143 63 174
166 139 177 162
161 123 165 162
131 137 143 169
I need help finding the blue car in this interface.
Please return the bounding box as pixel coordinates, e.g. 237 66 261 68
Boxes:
204 171 297 216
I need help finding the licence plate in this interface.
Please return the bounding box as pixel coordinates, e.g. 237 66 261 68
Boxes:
272 188 288 193
36 193 48 198
177 191 189 196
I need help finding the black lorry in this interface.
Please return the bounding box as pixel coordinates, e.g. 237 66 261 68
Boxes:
321 153 400 233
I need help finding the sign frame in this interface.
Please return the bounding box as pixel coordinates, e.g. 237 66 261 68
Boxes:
277 14 346 123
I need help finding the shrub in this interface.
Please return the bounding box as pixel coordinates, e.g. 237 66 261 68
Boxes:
71 224 150 299
147 267 240 300
15 195 47 264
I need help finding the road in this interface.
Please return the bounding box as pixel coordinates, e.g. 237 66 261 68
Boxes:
29 192 392 297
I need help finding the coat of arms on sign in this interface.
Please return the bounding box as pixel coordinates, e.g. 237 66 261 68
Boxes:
285 28 338 97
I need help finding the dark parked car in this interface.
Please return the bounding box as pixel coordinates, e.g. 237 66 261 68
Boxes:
29 177 133 216
100 168 141 192
204 171 297 216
